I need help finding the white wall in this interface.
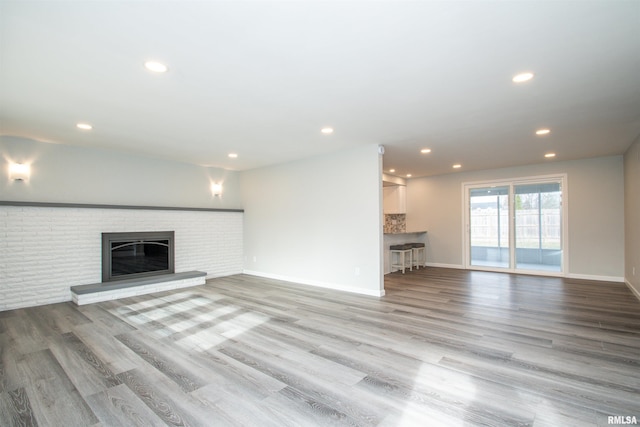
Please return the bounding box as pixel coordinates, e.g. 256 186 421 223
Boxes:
407 156 625 281
624 137 640 298
1 136 242 209
241 144 384 296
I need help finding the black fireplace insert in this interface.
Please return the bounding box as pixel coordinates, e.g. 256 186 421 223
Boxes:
102 231 175 282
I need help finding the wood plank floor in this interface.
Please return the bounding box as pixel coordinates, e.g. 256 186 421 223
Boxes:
1 268 639 426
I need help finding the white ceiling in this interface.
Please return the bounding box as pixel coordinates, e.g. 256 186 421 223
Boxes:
1 1 639 178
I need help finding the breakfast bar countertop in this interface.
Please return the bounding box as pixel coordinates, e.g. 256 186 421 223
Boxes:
383 230 427 235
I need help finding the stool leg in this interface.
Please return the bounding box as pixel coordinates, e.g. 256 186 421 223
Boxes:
392 251 395 273
392 251 397 273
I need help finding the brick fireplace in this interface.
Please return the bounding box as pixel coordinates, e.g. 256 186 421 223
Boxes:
0 202 243 311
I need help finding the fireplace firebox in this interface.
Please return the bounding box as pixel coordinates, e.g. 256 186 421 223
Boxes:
102 231 175 282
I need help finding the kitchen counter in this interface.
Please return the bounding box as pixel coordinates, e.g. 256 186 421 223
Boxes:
383 230 427 235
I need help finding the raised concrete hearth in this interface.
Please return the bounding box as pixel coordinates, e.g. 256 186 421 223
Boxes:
71 271 207 305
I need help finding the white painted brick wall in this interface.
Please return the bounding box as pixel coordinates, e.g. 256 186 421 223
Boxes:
0 206 243 311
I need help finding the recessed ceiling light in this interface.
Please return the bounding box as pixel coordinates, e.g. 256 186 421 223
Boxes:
228 153 238 158
406 174 412 178
453 164 462 169
321 127 334 134
76 123 93 130
144 60 168 73
389 169 395 173
420 148 432 154
545 153 556 158
536 128 551 136
512 72 534 83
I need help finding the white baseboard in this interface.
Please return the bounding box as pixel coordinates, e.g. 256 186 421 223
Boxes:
206 270 244 280
565 273 624 283
241 268 627 299
242 270 385 297
424 265 625 283
625 279 640 301
424 262 465 269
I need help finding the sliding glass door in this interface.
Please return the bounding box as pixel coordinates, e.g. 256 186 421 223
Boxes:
465 176 565 274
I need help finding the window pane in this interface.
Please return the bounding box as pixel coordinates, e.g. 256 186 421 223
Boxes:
514 183 562 271
469 186 509 268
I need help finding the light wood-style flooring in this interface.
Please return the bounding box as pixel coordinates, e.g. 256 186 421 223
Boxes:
1 268 639 426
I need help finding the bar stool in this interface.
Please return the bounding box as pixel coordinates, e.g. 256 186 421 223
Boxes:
390 244 413 273
409 243 425 269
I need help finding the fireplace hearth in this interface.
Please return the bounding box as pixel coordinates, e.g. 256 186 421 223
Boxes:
102 231 175 282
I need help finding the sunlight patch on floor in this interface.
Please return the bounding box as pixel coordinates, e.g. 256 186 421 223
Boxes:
119 293 216 325
166 309 222 333
391 401 466 426
219 311 270 339
400 361 478 426
174 326 231 352
172 309 270 352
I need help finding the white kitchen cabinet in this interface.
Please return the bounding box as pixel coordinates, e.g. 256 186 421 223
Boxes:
383 185 406 213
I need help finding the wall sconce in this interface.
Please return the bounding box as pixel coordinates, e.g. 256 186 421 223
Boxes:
211 182 222 197
9 163 30 182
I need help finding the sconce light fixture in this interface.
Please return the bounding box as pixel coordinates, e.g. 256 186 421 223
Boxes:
9 163 30 182
211 182 222 197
